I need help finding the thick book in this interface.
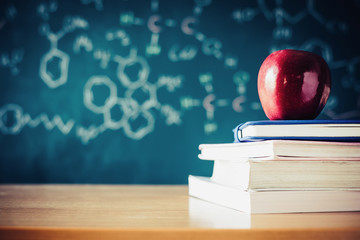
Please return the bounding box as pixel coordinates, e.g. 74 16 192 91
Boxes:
188 175 360 214
198 140 360 161
210 159 360 190
189 197 251 228
233 120 360 143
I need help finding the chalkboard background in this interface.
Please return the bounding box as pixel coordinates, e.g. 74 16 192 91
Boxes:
1 0 360 183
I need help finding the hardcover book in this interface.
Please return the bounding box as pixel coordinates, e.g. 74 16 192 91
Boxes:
188 175 360 214
210 159 360 190
198 140 360 161
233 120 360 143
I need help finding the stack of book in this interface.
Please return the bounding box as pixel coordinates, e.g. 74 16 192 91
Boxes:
189 120 360 213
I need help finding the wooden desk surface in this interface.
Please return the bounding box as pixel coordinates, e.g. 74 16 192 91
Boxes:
0 185 359 240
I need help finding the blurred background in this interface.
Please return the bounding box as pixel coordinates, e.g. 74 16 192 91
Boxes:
0 0 359 184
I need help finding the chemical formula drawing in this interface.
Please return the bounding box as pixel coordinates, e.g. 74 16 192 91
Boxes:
0 0 359 185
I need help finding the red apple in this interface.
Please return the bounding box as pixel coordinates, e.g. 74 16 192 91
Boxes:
257 49 331 120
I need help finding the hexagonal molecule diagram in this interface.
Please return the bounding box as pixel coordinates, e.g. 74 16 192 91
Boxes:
111 48 157 140
79 47 183 144
83 75 118 115
39 16 88 88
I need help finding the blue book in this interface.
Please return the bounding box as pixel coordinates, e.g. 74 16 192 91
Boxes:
233 120 360 143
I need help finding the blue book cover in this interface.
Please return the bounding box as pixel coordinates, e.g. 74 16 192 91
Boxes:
233 120 360 143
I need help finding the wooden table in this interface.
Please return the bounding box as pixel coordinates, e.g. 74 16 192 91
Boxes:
0 185 359 239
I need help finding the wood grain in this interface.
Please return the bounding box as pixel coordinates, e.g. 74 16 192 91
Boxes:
0 185 359 239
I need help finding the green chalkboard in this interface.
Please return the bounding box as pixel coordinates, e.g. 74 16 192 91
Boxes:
1 0 360 183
